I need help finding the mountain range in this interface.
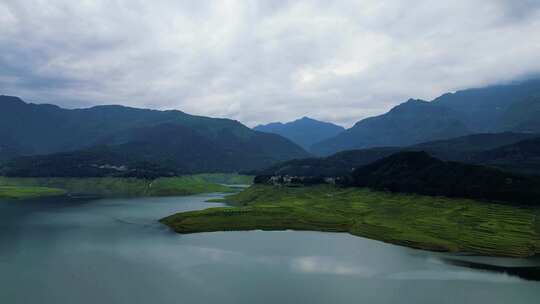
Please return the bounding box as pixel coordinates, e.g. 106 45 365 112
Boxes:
311 79 540 155
2 78 540 177
254 117 344 150
0 95 309 174
253 132 540 177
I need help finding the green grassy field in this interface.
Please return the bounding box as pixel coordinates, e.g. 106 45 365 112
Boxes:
0 174 251 198
0 186 66 200
192 174 253 185
160 185 540 257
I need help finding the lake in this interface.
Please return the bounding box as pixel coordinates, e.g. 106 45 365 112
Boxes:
1 194 539 304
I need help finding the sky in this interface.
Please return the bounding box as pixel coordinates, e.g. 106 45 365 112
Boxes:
1 1 540 127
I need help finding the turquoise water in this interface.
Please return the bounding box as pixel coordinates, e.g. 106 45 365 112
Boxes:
1 194 539 304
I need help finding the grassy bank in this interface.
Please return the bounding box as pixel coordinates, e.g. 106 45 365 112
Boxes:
160 185 540 257
0 174 251 198
0 186 66 200
193 174 253 185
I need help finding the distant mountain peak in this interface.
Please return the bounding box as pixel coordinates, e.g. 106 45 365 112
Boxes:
254 117 345 150
254 121 283 128
88 104 130 110
389 99 430 112
406 98 427 103
259 116 343 128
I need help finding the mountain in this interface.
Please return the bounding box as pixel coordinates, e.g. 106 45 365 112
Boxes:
0 95 252 155
411 132 539 162
473 137 540 176
498 95 540 133
252 132 539 177
0 95 309 174
311 99 470 155
254 117 344 150
252 147 399 177
0 130 24 161
350 151 540 205
312 79 540 156
0 143 22 162
0 147 176 178
433 79 540 132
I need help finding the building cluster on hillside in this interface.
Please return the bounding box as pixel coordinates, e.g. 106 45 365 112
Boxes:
256 175 339 186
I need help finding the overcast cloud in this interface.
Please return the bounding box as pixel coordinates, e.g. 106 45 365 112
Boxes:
1 0 540 127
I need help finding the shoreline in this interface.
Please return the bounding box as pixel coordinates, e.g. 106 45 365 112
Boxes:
0 174 253 200
160 185 540 258
0 186 67 200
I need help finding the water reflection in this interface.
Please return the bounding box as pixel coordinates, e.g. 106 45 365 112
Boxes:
442 258 540 281
291 256 376 276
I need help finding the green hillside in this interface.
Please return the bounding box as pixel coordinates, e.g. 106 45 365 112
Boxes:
0 186 66 200
161 185 540 257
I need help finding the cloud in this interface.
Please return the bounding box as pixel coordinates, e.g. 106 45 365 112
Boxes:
1 0 540 127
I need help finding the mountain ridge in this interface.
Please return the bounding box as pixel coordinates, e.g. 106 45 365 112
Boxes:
311 79 540 155
311 99 471 155
0 95 309 173
254 116 344 150
253 132 540 177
